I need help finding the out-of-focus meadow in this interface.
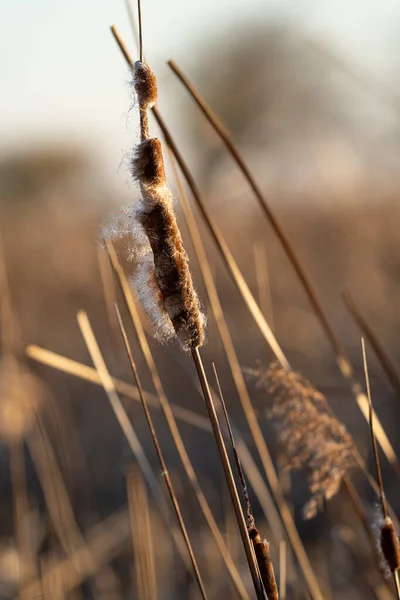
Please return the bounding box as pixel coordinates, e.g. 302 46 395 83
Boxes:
2 7 400 599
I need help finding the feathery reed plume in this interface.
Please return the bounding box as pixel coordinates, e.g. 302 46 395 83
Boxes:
362 340 400 594
248 361 357 519
106 27 205 351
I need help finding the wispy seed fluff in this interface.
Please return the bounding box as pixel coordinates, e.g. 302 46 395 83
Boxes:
105 61 205 351
247 361 357 519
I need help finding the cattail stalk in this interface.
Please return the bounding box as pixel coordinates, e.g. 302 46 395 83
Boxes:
362 339 400 598
106 242 250 600
169 147 324 600
214 364 279 600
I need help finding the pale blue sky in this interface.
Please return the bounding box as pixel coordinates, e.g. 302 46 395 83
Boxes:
1 0 400 170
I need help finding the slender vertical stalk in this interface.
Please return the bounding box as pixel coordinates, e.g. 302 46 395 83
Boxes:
75 311 196 577
169 149 323 600
191 347 265 600
106 241 250 600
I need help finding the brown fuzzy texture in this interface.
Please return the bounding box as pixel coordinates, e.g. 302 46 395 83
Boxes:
134 62 158 141
249 528 279 600
247 361 357 519
133 139 166 188
132 141 205 350
380 518 400 572
134 61 158 108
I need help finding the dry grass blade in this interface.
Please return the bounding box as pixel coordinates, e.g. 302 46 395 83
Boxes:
107 241 250 600
26 344 211 432
75 310 195 576
169 148 324 600
164 58 400 480
23 508 130 598
191 347 265 600
97 245 120 342
362 339 400 598
127 467 157 600
344 292 400 398
114 304 209 600
27 416 95 571
167 58 346 370
213 363 255 531
279 541 286 600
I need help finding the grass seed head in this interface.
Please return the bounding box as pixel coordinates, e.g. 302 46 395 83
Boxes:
248 361 357 519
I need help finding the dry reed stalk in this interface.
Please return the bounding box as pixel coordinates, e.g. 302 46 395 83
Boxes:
279 541 286 600
97 245 120 343
26 417 96 572
253 243 275 333
169 148 324 599
127 467 157 600
344 292 400 399
9 439 39 599
107 241 250 600
191 347 265 599
75 310 201 581
110 22 266 593
23 508 130 599
213 364 279 600
114 305 208 600
165 59 400 478
167 58 345 368
361 340 400 598
26 344 211 432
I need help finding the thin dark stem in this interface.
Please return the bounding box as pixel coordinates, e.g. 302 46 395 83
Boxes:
191 348 265 600
361 338 387 520
344 291 400 398
115 305 209 600
137 0 143 62
167 58 348 372
212 363 255 531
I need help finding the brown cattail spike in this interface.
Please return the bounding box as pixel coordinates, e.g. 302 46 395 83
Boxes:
380 518 400 573
249 527 279 600
132 138 166 189
134 61 158 108
134 61 158 140
106 39 205 350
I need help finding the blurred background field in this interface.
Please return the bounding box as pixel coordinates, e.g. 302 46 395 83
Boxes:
2 1 400 598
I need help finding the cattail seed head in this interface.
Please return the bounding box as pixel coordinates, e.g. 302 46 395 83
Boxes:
247 361 357 519
104 55 206 350
132 139 166 189
134 61 158 109
249 527 278 600
380 517 400 573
